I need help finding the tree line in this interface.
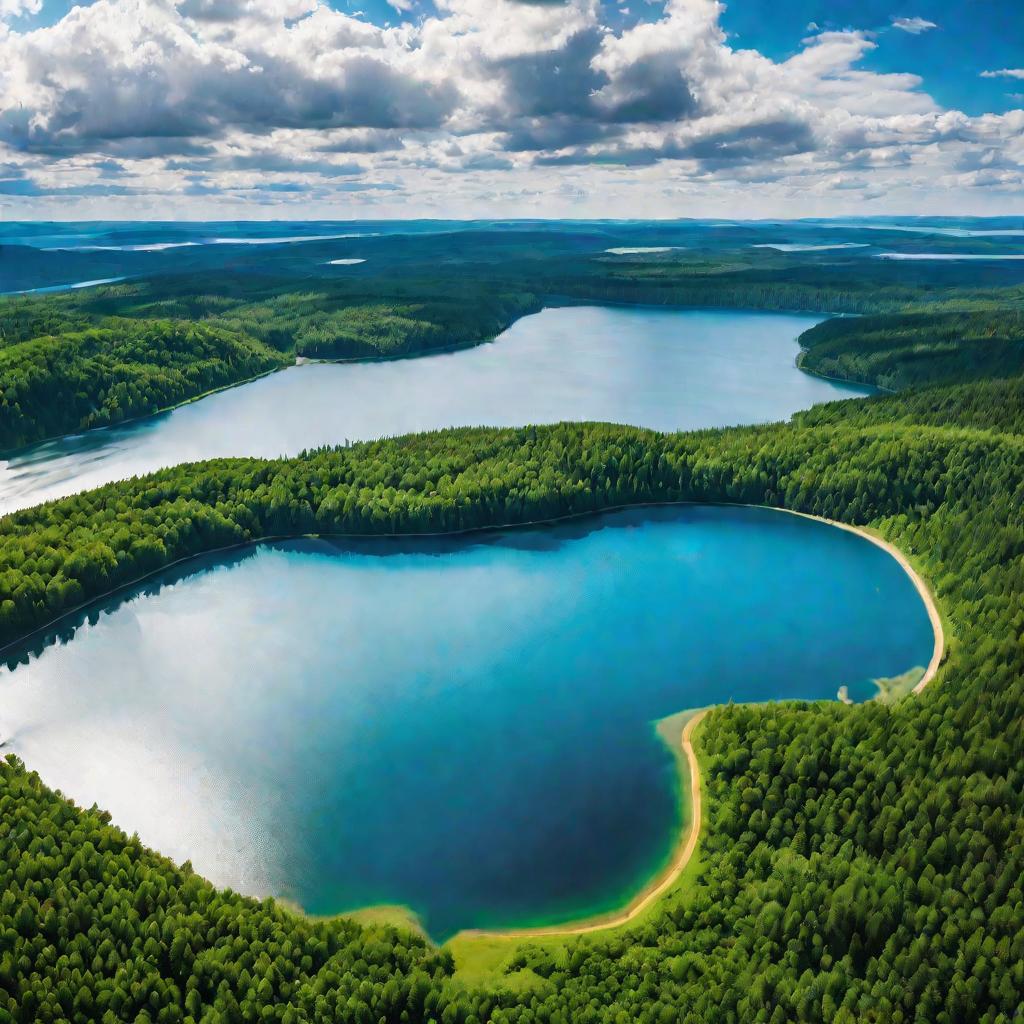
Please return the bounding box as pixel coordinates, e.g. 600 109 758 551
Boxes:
0 320 287 451
3 243 1024 451
0 279 541 447
798 309 1024 390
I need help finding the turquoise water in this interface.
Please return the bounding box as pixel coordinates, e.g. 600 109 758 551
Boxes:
0 505 934 939
0 306 869 513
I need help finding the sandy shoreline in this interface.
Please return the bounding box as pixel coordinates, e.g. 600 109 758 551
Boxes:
777 509 945 694
1 495 945 947
458 709 708 940
451 509 945 942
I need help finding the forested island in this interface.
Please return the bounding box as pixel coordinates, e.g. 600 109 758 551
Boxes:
0 231 1022 1023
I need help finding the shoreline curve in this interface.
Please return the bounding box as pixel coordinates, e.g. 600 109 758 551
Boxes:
0 500 946 694
457 709 708 941
0 300 839 462
0 500 945 945
779 508 944 694
445 509 944 942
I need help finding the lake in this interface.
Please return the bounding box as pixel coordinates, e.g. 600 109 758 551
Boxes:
0 505 934 940
0 306 869 513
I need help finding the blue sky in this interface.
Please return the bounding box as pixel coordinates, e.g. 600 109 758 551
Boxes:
1 0 1021 218
720 0 1024 115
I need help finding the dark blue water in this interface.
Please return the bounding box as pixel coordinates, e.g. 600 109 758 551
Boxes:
0 505 934 939
0 306 868 513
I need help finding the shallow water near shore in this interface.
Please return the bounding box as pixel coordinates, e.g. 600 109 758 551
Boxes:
0 504 933 940
0 305 868 514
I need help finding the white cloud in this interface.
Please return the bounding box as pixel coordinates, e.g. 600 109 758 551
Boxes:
980 68 1024 80
891 16 937 34
0 0 458 154
0 0 1020 217
0 0 40 18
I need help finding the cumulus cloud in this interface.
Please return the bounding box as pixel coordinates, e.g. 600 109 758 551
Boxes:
0 0 457 153
980 68 1024 80
0 0 40 19
0 0 1021 216
891 16 937 34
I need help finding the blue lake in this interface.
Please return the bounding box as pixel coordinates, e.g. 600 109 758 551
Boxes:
0 505 934 939
0 306 869 513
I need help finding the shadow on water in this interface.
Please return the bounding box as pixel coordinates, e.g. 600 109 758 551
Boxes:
1 504 698 671
0 500 937 935
2 403 182 464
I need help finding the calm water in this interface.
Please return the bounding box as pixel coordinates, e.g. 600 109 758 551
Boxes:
0 506 934 939
877 253 1024 261
0 306 868 513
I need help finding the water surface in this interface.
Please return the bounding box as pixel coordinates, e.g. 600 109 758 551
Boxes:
0 306 868 513
12 276 128 295
0 505 934 939
877 252 1024 261
752 243 868 252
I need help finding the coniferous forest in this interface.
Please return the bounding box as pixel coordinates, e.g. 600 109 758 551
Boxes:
3 238 1024 452
0 238 1022 1024
1 367 1023 1022
3 0 1024 1009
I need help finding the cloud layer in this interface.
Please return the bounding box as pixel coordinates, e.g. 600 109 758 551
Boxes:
1 0 1022 217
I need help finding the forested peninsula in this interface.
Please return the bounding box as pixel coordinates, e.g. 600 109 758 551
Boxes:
0 284 542 449
0 321 287 451
1 363 1022 1021
798 309 1024 390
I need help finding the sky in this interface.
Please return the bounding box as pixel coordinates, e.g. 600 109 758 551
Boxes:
0 0 1022 219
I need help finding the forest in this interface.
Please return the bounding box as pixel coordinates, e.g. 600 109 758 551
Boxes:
0 279 542 447
0 233 1022 1022
0 321 287 450
0 363 1022 1021
798 310 1024 390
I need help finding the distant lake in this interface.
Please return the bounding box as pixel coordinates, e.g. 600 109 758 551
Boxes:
877 252 1024 261
0 505 934 939
11 276 128 295
752 243 868 252
0 306 869 513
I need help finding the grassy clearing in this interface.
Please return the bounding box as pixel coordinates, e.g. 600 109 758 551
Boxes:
278 899 427 939
872 666 926 702
340 905 427 935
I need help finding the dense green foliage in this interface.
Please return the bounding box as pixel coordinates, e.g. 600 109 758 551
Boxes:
0 279 540 445
0 760 452 1024
799 310 1024 389
1 278 542 359
1 363 1023 1021
284 294 541 359
551 258 1024 315
0 321 286 450
2 230 1024 1021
